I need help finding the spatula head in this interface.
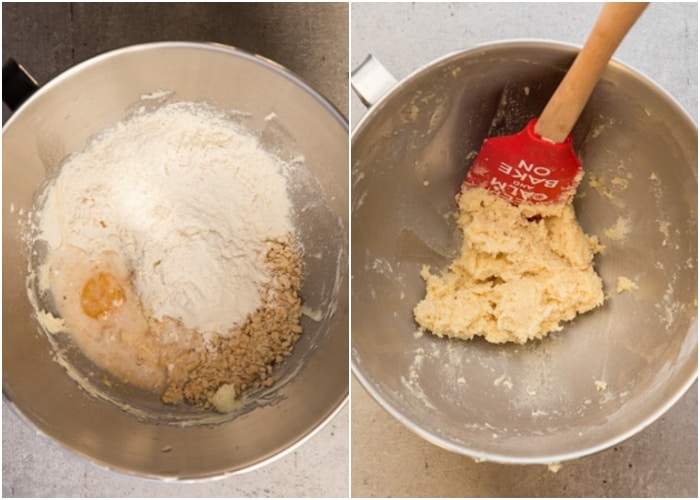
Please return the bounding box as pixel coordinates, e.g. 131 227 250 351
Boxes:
462 118 582 206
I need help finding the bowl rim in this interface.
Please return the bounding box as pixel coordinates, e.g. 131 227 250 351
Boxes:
351 39 698 143
3 40 349 135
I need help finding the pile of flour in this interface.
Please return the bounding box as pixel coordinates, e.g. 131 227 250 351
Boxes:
37 101 294 335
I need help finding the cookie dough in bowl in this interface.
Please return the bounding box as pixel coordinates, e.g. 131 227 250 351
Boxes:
414 187 604 344
351 41 697 465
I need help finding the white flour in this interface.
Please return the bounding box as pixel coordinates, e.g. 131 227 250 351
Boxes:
37 101 294 334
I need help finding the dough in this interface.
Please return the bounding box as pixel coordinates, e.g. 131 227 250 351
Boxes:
616 276 638 293
414 187 604 344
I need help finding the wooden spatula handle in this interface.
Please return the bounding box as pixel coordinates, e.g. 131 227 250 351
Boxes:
535 2 649 143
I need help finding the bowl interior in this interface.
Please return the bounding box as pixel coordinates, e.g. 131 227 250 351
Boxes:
351 41 697 463
3 42 348 478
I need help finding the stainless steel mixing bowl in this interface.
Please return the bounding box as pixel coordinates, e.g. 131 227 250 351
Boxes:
3 42 348 479
351 41 697 464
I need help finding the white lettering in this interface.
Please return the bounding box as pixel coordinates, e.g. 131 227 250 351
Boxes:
498 162 512 175
516 159 552 177
518 159 535 172
512 180 534 190
497 160 559 189
488 177 551 203
489 177 508 191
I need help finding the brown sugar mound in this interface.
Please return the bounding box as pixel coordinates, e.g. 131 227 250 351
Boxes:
161 238 303 409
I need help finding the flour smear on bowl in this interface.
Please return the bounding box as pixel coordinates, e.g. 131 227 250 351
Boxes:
31 101 304 412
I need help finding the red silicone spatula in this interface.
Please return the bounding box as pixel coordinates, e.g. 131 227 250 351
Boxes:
463 2 648 206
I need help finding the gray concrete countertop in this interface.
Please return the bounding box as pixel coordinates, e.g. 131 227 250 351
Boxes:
2 3 348 497
351 2 697 498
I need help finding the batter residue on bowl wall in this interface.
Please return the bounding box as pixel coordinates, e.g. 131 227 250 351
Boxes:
31 101 304 412
414 187 604 344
